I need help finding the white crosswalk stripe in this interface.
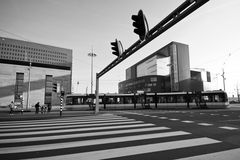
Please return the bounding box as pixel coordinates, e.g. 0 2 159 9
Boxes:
0 119 141 132
28 138 220 160
0 113 229 160
0 126 170 144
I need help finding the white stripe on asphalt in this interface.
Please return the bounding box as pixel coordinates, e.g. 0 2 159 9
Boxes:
210 114 218 116
0 123 155 137
0 131 191 154
0 115 125 126
0 116 129 127
27 137 221 160
0 126 170 144
0 117 131 129
182 120 194 123
0 119 138 132
169 118 179 121
150 116 158 118
198 123 213 126
159 117 168 119
219 126 238 130
177 148 240 160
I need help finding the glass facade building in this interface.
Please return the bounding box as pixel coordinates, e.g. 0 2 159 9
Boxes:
119 41 210 94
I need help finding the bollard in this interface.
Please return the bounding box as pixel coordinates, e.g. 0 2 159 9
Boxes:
60 96 63 117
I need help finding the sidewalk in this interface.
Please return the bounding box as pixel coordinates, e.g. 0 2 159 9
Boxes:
0 106 96 121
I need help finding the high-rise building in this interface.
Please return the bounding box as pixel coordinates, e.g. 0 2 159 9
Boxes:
0 37 72 108
119 41 210 94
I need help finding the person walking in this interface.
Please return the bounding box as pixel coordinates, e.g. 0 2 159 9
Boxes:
35 102 40 114
47 103 52 113
41 104 44 114
9 101 14 115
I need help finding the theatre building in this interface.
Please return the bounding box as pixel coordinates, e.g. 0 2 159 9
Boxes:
119 41 211 94
0 37 72 109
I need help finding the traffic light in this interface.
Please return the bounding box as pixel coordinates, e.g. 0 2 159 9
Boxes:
131 10 149 41
60 91 65 97
52 82 57 92
111 39 123 57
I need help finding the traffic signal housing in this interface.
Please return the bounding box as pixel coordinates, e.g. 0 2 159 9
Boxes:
52 82 57 92
131 10 149 41
60 91 65 97
111 39 123 57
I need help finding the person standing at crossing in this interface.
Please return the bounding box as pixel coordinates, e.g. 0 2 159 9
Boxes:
9 101 14 115
35 102 40 114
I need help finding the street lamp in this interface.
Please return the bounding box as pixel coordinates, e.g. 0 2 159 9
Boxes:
88 51 97 94
221 68 226 91
26 51 31 110
222 53 231 91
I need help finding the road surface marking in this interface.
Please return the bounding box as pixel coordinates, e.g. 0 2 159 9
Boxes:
0 126 170 144
0 123 155 137
0 119 139 132
182 120 194 123
27 138 221 160
159 117 168 119
0 114 126 126
150 115 158 118
177 148 240 160
0 131 191 154
169 118 179 121
198 123 213 126
219 126 238 130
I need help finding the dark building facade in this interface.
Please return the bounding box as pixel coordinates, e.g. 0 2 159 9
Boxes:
119 42 211 94
119 75 171 94
0 36 72 108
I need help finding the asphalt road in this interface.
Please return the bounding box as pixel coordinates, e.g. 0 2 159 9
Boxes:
0 105 240 159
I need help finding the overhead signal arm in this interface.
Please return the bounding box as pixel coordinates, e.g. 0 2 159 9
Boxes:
97 0 209 79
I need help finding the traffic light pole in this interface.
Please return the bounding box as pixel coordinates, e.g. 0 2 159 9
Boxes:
95 73 100 114
98 0 209 78
94 0 209 114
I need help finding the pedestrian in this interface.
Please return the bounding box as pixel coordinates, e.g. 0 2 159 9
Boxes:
43 104 47 114
47 103 52 113
35 102 40 114
9 101 14 115
41 104 44 114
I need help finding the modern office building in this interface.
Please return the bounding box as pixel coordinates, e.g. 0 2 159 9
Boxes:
119 41 211 94
0 36 72 108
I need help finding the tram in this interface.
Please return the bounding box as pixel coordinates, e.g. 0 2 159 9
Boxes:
65 90 229 110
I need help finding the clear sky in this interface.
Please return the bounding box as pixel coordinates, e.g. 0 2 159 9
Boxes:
0 0 240 97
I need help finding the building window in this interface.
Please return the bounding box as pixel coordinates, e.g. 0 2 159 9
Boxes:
15 72 24 102
150 77 157 82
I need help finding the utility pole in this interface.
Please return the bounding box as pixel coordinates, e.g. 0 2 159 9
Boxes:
221 68 226 91
237 83 240 102
88 49 97 94
26 53 31 111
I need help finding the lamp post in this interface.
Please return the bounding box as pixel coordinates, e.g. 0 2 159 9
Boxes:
221 68 226 91
222 53 231 91
88 51 97 94
26 52 31 110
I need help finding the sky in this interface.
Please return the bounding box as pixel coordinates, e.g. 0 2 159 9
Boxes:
0 0 240 97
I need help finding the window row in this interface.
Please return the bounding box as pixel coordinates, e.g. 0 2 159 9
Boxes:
0 52 67 63
1 48 67 59
0 43 68 56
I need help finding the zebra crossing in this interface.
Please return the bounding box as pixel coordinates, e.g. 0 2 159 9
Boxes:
0 113 238 160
